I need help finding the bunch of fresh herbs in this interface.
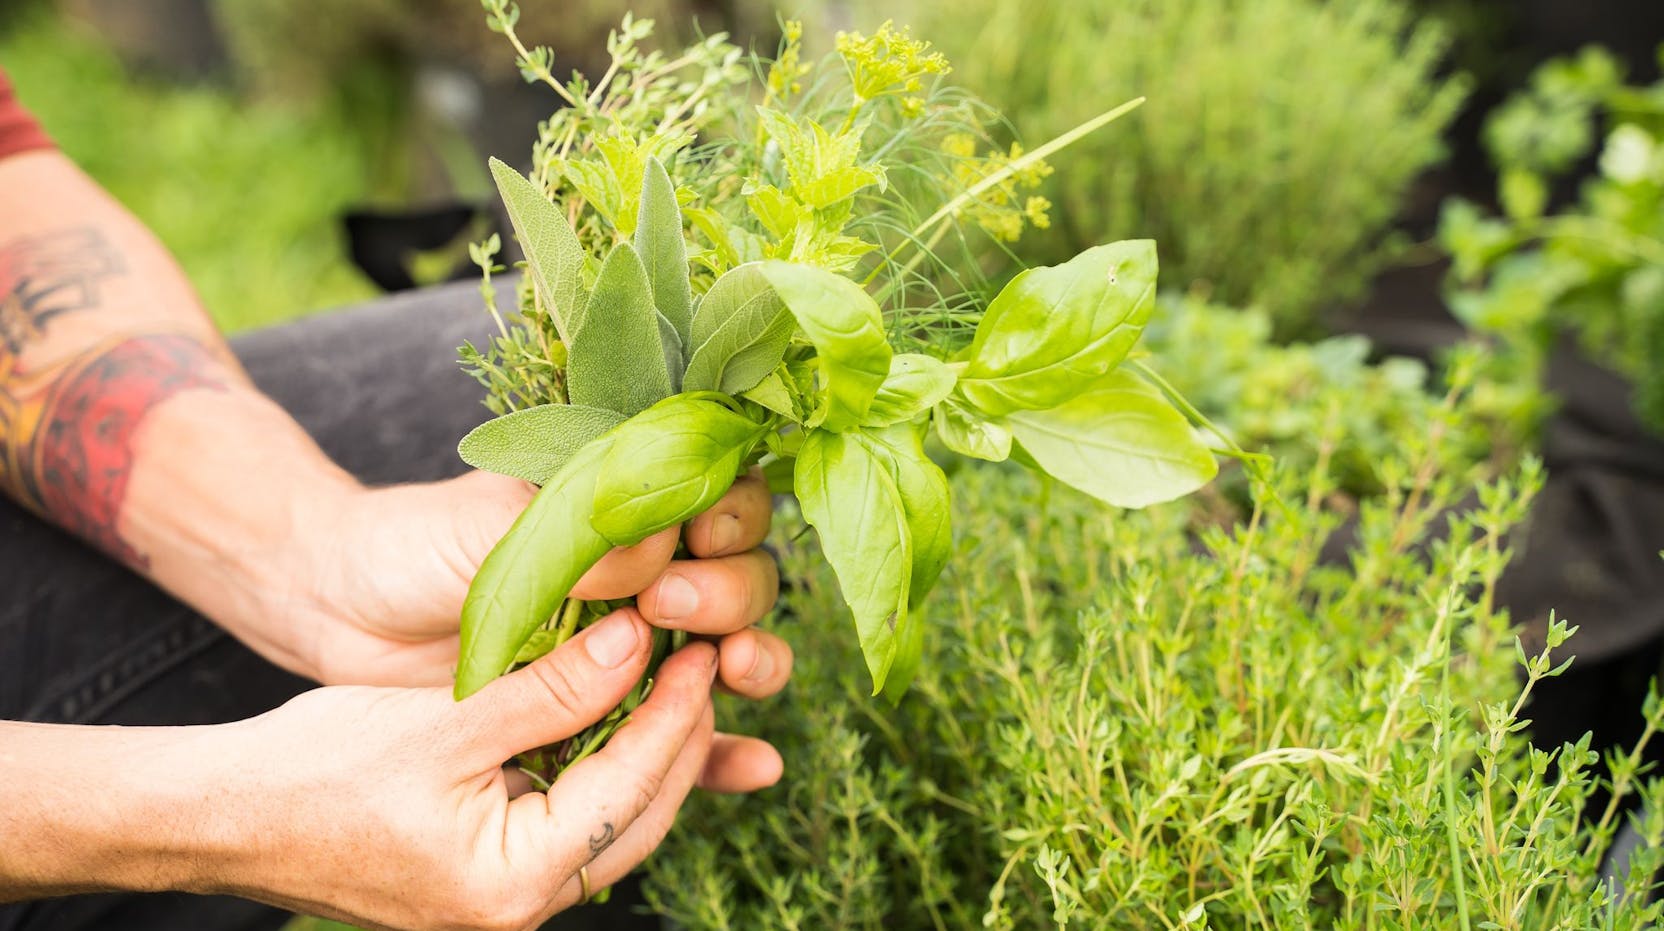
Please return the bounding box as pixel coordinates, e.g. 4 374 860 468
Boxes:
452 9 1230 783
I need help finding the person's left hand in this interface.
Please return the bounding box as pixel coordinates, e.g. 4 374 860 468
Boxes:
260 467 791 784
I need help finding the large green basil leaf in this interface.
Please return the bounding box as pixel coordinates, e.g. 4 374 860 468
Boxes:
590 396 769 545
489 158 587 344
859 423 952 703
683 263 795 395
861 423 953 610
1007 369 1217 508
457 403 625 484
456 437 615 699
957 240 1157 416
863 353 957 427
635 157 693 358
567 242 673 417
795 429 913 695
758 261 891 431
933 398 1013 462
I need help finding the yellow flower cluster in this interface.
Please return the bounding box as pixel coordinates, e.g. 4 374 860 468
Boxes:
835 21 950 107
942 133 1054 242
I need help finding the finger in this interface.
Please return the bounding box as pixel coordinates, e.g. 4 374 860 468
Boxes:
637 550 779 634
715 628 794 700
571 527 679 600
524 643 718 869
544 703 716 914
698 732 784 794
684 469 772 558
459 610 653 761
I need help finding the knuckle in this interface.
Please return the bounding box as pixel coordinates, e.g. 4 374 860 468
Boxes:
526 656 590 714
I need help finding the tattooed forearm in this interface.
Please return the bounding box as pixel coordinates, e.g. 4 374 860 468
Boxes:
0 228 121 352
0 228 228 568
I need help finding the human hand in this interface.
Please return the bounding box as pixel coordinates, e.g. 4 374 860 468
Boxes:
210 611 730 930
276 467 791 706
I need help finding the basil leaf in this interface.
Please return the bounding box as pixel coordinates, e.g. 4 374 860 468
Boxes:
862 423 953 611
858 421 952 703
864 353 957 426
684 263 795 395
795 429 912 695
758 261 891 432
635 157 694 358
457 403 625 484
591 396 769 546
456 437 615 699
568 242 674 417
957 240 1158 416
933 399 1013 462
1007 369 1218 508
488 158 587 344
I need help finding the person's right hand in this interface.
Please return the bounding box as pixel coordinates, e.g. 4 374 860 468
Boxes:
206 609 724 931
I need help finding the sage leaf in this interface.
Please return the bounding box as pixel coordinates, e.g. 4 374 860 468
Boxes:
489 158 587 344
683 263 795 395
795 429 912 695
864 353 957 426
957 240 1157 416
758 261 891 432
656 310 685 393
591 395 769 545
933 399 1013 462
456 437 616 699
457 403 625 484
635 157 694 355
568 242 673 417
1007 369 1218 508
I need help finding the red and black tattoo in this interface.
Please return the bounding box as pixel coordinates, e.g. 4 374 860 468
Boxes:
0 228 227 568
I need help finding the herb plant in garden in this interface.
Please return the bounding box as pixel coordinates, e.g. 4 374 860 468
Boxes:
452 8 1222 782
1441 44 1664 430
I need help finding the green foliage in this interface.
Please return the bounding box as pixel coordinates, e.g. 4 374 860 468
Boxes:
868 0 1467 334
644 358 1664 929
0 11 374 331
1140 297 1537 505
455 17 1220 775
1440 44 1664 431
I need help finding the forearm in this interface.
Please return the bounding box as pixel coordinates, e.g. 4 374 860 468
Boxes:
0 150 358 676
0 719 245 901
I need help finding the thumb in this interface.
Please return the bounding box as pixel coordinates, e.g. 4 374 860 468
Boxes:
443 470 537 567
459 609 652 761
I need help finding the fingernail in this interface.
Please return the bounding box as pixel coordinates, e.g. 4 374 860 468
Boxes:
710 513 742 553
745 641 775 684
654 574 700 621
584 614 641 668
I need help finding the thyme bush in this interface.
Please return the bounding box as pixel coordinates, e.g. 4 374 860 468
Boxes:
865 0 1467 335
645 348 1664 929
